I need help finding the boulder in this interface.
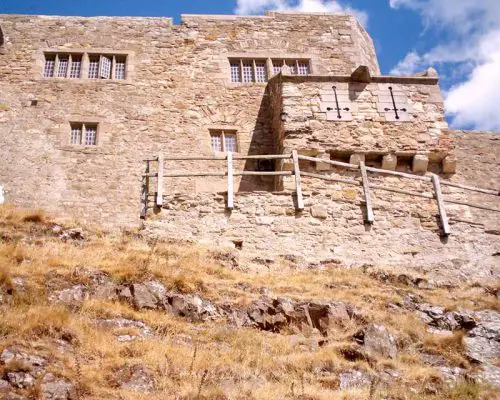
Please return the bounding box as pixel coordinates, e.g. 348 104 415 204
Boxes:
354 323 397 359
40 373 75 400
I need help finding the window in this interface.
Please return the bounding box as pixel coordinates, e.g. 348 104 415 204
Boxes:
69 55 82 78
272 59 310 76
70 123 98 146
43 52 127 80
115 57 126 80
88 56 99 79
44 53 84 79
229 59 267 83
210 130 238 152
89 54 127 80
44 55 56 77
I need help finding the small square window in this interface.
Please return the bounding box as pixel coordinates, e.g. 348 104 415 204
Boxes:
255 62 267 83
70 123 98 146
242 62 254 83
210 130 238 153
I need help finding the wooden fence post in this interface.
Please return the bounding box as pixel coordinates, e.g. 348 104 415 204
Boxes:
292 150 304 211
360 161 374 223
156 154 164 207
431 174 450 236
140 160 150 218
227 152 234 210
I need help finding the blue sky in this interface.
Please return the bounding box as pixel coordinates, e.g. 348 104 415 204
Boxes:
1 0 499 130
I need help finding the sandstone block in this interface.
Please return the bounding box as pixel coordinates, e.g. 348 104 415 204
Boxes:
382 154 397 170
442 156 457 174
412 154 429 173
311 205 328 219
349 153 365 166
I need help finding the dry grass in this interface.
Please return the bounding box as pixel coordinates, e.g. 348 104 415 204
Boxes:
0 205 498 399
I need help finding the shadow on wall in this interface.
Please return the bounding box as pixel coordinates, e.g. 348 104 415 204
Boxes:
238 84 277 192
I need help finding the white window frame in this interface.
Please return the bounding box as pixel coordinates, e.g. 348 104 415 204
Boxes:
210 130 238 153
69 122 99 146
271 59 310 76
43 51 127 81
229 58 267 83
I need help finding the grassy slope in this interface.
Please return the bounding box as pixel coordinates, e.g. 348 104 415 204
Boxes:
0 205 498 399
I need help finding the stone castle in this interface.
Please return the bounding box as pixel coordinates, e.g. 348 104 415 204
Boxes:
0 12 498 277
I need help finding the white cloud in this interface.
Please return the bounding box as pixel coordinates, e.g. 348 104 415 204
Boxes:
235 0 368 26
446 51 500 130
389 0 500 130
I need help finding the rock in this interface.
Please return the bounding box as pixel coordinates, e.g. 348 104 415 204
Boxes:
116 365 154 392
464 310 500 387
6 371 35 389
339 370 372 390
0 379 9 390
354 323 397 359
244 297 355 335
96 318 154 342
130 283 159 309
166 294 218 321
310 205 328 219
49 285 88 306
59 228 84 241
41 373 75 399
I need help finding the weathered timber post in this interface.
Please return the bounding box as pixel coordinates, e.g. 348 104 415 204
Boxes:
431 174 450 236
227 152 234 209
359 161 374 223
292 150 304 211
156 154 164 207
140 160 150 219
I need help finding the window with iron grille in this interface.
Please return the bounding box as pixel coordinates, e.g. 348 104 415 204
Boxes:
115 57 126 80
69 55 82 78
70 123 98 146
230 63 241 83
57 56 69 77
44 53 84 79
43 52 127 80
88 56 100 79
229 59 267 83
272 59 310 76
44 55 56 77
210 130 238 153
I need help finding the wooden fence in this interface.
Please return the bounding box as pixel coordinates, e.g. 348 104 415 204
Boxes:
141 152 500 236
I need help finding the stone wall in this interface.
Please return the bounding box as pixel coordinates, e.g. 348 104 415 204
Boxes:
278 75 452 167
0 12 378 225
147 168 499 280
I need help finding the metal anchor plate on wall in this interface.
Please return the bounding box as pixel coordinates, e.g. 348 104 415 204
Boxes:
319 85 355 121
377 85 413 122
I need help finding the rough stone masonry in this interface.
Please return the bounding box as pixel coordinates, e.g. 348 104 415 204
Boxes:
0 11 498 275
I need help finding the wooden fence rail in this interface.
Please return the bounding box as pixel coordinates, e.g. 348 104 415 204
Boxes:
140 152 500 236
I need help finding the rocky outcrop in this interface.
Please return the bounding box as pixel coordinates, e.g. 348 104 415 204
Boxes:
0 347 75 399
354 323 398 359
235 296 359 335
